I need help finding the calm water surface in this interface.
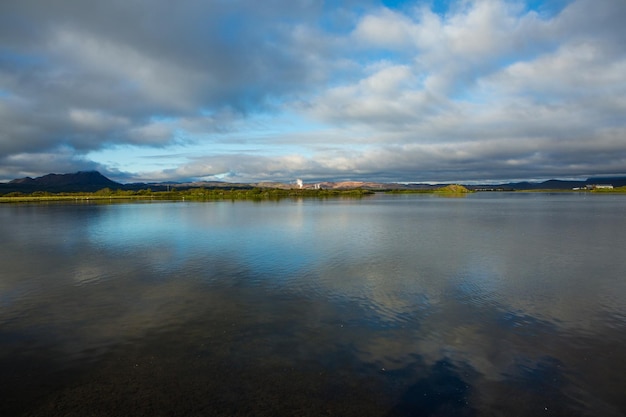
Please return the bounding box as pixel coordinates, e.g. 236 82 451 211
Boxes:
1 193 625 416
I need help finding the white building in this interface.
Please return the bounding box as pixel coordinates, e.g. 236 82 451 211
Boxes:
586 184 613 190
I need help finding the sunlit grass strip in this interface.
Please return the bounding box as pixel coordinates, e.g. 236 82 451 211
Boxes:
386 184 472 194
519 186 626 193
591 186 626 193
0 188 375 203
0 195 149 203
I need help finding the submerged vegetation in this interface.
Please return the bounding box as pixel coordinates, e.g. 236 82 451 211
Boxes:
0 187 375 203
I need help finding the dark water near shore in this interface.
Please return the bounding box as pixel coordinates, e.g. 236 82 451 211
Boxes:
1 193 625 416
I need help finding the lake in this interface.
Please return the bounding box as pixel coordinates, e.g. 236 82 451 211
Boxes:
1 192 625 416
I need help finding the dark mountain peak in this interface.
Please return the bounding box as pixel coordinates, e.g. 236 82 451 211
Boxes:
29 171 120 187
9 176 35 184
3 171 121 193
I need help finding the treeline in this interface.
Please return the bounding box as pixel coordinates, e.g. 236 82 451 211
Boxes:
0 187 375 202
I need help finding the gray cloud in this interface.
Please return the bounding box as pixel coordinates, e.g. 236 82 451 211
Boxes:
1 0 625 183
0 0 332 176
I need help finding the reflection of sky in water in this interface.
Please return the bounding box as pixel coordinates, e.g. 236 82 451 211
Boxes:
1 194 625 416
87 201 316 276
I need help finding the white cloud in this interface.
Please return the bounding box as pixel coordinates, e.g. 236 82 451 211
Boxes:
486 41 626 97
1 0 625 183
352 8 417 49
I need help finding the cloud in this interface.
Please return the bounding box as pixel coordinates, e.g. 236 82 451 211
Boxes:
294 0 626 182
1 0 625 183
0 146 106 180
0 0 332 174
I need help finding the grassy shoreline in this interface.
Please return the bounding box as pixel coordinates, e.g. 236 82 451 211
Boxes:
0 187 375 203
3 185 626 203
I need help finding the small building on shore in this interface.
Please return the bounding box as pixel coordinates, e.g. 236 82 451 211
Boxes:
585 184 614 190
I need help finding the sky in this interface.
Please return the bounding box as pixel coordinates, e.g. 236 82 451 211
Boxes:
1 0 625 184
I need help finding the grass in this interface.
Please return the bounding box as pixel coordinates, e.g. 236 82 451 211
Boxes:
386 184 472 194
0 187 375 203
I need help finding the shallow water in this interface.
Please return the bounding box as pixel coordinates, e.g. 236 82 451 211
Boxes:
1 193 625 416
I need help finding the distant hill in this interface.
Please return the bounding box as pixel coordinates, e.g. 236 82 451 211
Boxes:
2 171 122 193
1 171 625 195
585 176 626 187
480 177 626 190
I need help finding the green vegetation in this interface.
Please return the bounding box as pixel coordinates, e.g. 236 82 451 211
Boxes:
435 184 471 194
386 189 435 194
387 184 472 195
3 184 624 203
591 186 626 193
518 186 626 193
0 187 375 203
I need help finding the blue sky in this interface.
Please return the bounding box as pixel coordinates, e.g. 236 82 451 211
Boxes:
1 0 625 184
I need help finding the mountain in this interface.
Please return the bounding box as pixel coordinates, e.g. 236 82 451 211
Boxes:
1 171 625 195
467 179 587 191
2 171 122 193
480 177 626 190
585 176 626 187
